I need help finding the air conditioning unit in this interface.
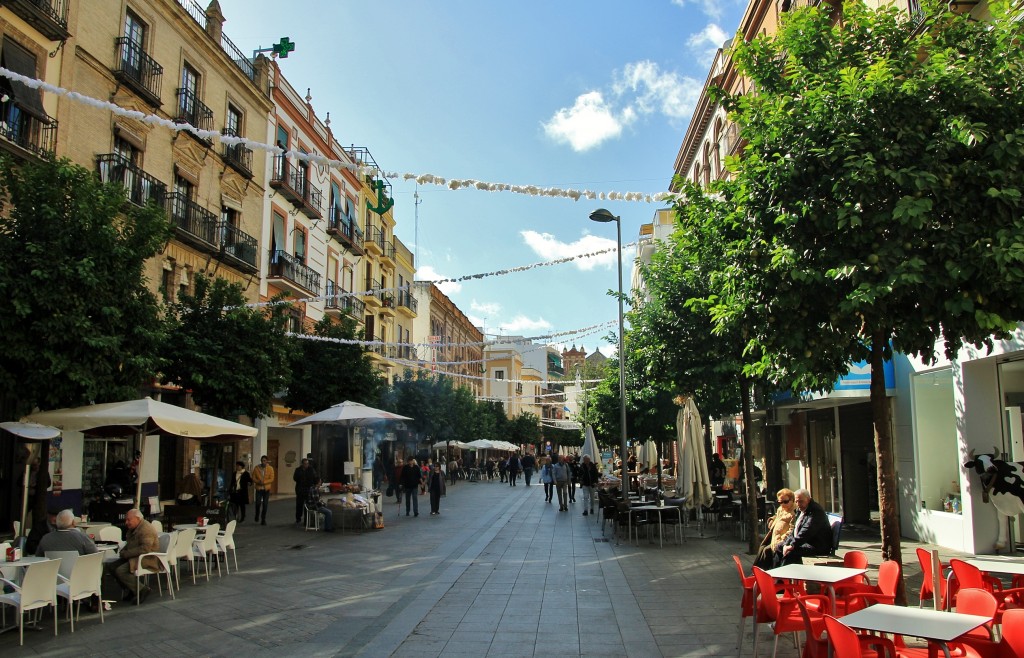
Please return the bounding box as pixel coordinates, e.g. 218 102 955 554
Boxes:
767 408 791 426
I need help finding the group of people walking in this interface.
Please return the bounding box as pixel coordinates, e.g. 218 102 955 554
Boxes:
538 454 600 513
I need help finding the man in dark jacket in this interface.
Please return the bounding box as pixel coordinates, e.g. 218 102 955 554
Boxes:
776 488 833 565
578 455 601 516
521 453 536 486
293 458 320 524
400 457 423 517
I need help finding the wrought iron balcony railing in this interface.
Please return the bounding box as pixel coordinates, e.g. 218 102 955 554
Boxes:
4 0 70 41
270 156 323 218
268 249 320 293
96 153 166 208
0 100 57 158
396 289 418 314
167 191 218 246
175 88 214 133
221 140 253 178
218 221 258 270
113 38 162 106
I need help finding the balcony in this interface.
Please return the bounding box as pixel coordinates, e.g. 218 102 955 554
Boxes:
365 333 386 360
1 0 70 41
270 156 323 219
0 101 56 160
380 239 396 268
96 153 166 208
175 88 214 135
268 249 320 296
363 224 384 256
113 38 162 107
167 192 218 250
379 291 397 317
396 345 418 361
221 140 253 179
218 221 258 273
326 206 364 254
396 289 418 316
324 280 365 319
360 277 383 309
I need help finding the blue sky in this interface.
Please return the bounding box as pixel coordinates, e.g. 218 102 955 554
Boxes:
217 0 748 354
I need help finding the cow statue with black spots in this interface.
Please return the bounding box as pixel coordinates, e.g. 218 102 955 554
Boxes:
964 448 1024 551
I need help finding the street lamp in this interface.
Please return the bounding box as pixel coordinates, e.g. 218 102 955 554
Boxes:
589 208 629 503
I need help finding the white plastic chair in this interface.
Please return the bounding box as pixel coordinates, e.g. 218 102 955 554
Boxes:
191 524 221 581
44 551 79 582
217 520 238 574
97 526 122 543
150 520 163 533
133 532 176 605
55 552 104 631
0 557 61 645
170 528 197 589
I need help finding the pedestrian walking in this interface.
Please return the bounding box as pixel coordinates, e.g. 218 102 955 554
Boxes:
251 455 275 526
521 452 536 486
428 462 444 515
578 454 600 516
228 460 252 523
539 456 554 503
552 455 570 511
507 453 521 486
393 461 403 504
400 457 422 517
293 458 319 524
568 455 580 503
498 457 507 483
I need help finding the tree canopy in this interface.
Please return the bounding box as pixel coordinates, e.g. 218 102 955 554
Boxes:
0 157 171 417
161 273 294 419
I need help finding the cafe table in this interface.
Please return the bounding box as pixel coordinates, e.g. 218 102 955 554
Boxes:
840 603 990 658
966 557 1024 578
767 564 867 613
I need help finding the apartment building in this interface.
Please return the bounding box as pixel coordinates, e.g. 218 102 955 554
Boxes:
412 282 484 398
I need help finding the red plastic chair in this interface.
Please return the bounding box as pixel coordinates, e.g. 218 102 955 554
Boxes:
834 559 900 615
841 550 871 586
752 566 828 658
734 555 755 654
1000 608 1024 658
954 588 998 644
795 595 829 658
917 547 949 610
823 615 898 658
949 559 1024 622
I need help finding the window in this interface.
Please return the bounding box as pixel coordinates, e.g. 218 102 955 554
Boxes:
495 370 505 380
276 124 289 150
271 211 286 255
330 181 342 225
181 63 199 97
177 63 202 125
172 174 194 222
114 135 139 165
0 38 46 135
294 228 306 261
124 9 145 49
162 262 176 302
225 104 242 137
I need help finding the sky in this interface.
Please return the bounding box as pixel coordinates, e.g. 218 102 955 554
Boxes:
216 0 748 355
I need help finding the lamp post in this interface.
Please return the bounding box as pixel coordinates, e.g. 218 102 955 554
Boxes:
589 208 629 503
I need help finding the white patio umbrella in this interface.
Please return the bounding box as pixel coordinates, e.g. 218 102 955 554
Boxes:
675 396 712 509
466 439 496 449
431 440 474 450
288 401 412 427
582 425 601 472
639 439 659 470
28 397 257 506
1 422 61 538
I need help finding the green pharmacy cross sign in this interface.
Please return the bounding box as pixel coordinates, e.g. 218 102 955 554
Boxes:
252 37 295 60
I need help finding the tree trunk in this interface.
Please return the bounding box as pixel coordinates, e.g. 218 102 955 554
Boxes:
741 375 759 555
870 329 905 605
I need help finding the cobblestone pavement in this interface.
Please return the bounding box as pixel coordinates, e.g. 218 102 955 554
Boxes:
3 478 966 657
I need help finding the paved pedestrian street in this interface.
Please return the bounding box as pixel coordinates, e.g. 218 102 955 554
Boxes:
6 479 947 657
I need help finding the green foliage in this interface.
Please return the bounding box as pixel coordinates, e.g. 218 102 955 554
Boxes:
161 273 294 419
285 315 384 413
545 425 583 449
507 411 541 446
0 156 171 416
718 0 1024 387
382 370 456 442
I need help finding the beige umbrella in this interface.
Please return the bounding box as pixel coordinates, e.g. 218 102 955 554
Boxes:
1 422 61 539
675 396 712 509
29 397 257 506
582 425 601 472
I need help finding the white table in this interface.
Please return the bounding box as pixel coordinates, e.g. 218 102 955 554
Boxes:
1 555 48 568
840 603 990 658
966 557 1024 577
767 564 867 613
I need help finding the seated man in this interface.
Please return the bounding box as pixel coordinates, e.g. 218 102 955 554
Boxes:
36 509 98 556
776 488 833 566
103 508 159 603
306 487 334 532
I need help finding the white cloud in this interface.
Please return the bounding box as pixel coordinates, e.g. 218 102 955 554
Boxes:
672 0 723 20
499 315 553 333
470 300 502 316
543 61 701 152
687 23 728 68
416 265 461 295
541 91 626 152
520 230 618 271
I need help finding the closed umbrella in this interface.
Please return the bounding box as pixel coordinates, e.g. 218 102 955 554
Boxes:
582 425 601 473
640 440 658 470
1 422 61 539
675 396 712 510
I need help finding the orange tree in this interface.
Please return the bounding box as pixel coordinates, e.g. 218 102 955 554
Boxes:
703 0 1024 598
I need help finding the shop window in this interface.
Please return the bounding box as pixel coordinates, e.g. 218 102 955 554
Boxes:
912 368 959 513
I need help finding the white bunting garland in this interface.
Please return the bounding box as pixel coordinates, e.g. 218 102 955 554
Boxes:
0 67 683 205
